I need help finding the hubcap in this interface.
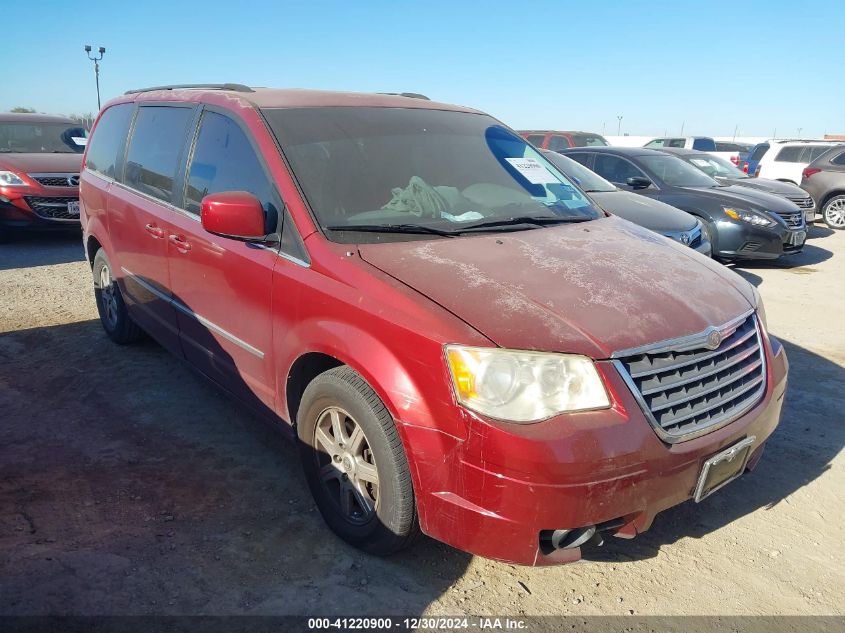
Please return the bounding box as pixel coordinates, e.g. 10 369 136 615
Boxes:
825 198 845 228
99 265 119 329
313 406 379 524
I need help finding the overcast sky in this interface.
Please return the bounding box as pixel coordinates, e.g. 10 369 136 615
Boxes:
5 0 843 138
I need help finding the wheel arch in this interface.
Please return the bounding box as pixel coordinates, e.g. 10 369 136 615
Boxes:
820 189 845 209
279 320 445 435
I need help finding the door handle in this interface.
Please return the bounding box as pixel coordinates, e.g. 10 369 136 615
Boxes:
144 223 165 238
168 234 192 252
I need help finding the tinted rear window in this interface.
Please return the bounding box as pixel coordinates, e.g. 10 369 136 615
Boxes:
691 138 717 151
806 146 833 162
831 151 845 166
569 133 608 147
86 104 133 179
124 106 193 202
525 135 545 147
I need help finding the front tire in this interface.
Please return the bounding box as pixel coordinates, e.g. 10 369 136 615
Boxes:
297 366 420 555
92 248 144 344
822 195 845 230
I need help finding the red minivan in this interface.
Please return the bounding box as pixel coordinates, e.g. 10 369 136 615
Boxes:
80 85 788 566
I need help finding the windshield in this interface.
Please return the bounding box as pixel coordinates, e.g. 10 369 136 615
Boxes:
0 122 88 154
687 154 748 179
542 151 616 192
639 154 719 188
263 107 603 241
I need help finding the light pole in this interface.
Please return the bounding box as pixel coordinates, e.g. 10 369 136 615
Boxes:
616 115 623 135
84 45 106 110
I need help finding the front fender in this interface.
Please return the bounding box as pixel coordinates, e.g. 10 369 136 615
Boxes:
278 317 462 438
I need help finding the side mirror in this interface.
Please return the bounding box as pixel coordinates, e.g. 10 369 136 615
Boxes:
626 176 652 190
200 191 266 241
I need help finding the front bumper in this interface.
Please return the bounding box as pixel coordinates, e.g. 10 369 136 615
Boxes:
713 218 804 260
0 188 80 230
402 335 788 566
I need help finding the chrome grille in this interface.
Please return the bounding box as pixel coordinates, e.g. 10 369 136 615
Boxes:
774 210 804 228
614 314 765 442
23 196 79 220
28 173 79 187
785 195 814 209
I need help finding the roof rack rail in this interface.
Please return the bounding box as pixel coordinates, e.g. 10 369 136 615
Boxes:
124 83 254 95
379 92 430 100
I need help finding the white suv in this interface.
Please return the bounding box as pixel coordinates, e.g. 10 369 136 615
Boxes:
756 140 843 184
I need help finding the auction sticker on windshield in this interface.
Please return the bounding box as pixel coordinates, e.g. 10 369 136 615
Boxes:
504 157 557 184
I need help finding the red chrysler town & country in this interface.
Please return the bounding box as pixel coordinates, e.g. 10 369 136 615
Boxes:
80 85 788 566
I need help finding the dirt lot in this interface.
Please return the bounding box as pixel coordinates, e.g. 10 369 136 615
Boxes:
1 227 843 618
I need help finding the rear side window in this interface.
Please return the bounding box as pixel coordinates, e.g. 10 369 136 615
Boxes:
806 146 832 162
775 146 803 162
593 154 646 184
665 139 686 148
691 138 716 151
85 104 133 179
831 151 845 166
645 139 666 148
185 111 280 232
567 153 592 167
125 106 193 202
525 135 545 147
548 135 571 151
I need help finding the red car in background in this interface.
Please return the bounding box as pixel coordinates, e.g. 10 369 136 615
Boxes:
80 85 787 566
520 129 609 150
0 113 86 238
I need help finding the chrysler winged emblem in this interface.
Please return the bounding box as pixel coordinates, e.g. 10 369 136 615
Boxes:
705 329 722 350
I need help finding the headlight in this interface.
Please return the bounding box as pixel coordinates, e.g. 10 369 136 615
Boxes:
752 286 768 329
445 345 610 422
723 207 776 228
0 170 27 186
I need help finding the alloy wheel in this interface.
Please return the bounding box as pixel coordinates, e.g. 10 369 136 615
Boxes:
824 198 845 229
313 406 380 525
99 265 119 329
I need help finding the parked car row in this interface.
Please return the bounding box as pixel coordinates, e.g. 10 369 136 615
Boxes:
64 85 792 568
520 127 844 234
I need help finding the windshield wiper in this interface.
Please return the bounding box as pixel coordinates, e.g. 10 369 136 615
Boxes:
458 215 593 232
325 223 457 237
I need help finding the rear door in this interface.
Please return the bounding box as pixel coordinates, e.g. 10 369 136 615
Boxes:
165 108 280 411
108 104 195 353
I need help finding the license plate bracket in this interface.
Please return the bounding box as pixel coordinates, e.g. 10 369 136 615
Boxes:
694 436 755 502
787 230 806 246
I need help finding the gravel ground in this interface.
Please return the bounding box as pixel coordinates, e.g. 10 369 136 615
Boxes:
0 227 843 617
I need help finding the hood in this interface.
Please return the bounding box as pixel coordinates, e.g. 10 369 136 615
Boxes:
358 216 755 359
590 190 697 233
718 176 808 197
0 153 83 174
684 184 800 213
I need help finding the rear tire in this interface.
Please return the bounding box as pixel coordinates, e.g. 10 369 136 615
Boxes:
297 365 420 555
822 195 845 230
92 248 144 344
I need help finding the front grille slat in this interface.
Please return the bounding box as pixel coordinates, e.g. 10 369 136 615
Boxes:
649 357 763 412
785 195 814 209
656 374 765 427
616 314 766 441
30 175 79 187
640 343 760 395
774 210 804 228
22 196 79 220
628 327 756 378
